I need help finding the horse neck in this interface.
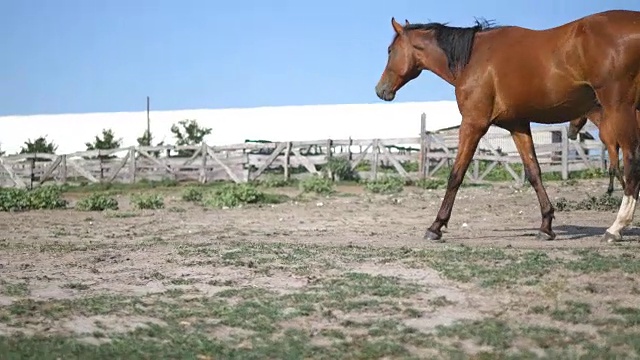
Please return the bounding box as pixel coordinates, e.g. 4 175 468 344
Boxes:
413 35 456 85
422 46 455 86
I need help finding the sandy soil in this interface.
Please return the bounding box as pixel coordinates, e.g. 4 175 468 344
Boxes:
1 178 639 357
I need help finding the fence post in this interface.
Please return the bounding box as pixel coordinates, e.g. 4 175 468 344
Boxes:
60 154 67 184
561 126 569 180
284 142 292 181
419 113 427 179
129 147 136 183
325 139 333 179
372 139 379 180
200 142 208 184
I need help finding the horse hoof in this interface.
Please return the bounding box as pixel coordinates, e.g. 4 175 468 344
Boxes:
536 231 555 241
424 230 444 243
602 231 621 243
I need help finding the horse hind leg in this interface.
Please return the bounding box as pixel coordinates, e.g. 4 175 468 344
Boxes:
600 105 640 243
567 116 587 141
607 144 624 195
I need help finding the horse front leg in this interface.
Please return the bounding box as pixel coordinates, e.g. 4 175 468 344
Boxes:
425 121 489 242
509 125 555 240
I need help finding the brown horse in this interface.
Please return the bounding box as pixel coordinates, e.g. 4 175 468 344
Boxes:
567 107 639 195
375 10 640 243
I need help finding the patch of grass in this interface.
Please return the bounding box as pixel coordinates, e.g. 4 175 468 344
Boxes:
60 178 179 193
564 249 640 274
202 183 287 208
550 300 592 324
363 176 405 194
61 282 91 291
611 306 640 326
414 247 558 287
299 175 334 195
0 186 68 211
130 193 164 210
1 282 29 297
437 318 514 349
75 193 119 211
414 178 446 190
555 193 622 212
181 187 204 202
428 295 456 308
318 272 421 299
256 176 299 188
104 210 138 218
323 157 360 181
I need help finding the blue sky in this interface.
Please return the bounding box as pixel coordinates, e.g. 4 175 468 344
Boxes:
1 0 638 116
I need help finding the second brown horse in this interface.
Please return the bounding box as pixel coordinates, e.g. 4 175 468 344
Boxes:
567 109 640 195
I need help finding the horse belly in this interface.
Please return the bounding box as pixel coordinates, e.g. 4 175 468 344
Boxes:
496 82 597 125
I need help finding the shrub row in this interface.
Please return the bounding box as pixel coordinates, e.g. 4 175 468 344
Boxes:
0 186 165 212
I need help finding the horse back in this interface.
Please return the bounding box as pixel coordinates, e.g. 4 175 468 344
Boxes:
461 10 640 123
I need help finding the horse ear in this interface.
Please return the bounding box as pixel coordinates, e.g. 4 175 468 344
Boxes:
405 19 410 26
391 17 404 34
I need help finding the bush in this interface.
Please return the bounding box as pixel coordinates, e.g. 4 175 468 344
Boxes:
0 186 67 211
75 193 119 211
182 187 204 202
300 175 334 195
324 157 359 181
415 178 446 190
202 183 284 208
131 193 165 210
364 176 405 194
257 176 297 188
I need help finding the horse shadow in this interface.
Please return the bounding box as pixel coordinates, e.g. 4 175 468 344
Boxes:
498 225 640 241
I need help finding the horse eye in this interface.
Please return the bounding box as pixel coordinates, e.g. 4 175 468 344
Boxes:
387 47 391 54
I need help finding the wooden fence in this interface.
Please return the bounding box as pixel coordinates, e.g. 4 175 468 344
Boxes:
0 115 605 188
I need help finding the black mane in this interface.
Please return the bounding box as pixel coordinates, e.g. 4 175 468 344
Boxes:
403 18 501 75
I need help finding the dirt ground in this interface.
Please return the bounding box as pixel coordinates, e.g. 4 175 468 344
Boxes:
1 178 640 359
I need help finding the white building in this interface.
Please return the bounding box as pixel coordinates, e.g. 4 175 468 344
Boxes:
0 100 598 157
0 101 465 156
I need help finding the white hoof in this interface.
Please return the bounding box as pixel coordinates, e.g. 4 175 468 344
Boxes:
602 231 622 243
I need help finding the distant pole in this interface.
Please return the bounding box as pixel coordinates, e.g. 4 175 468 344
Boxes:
146 96 151 137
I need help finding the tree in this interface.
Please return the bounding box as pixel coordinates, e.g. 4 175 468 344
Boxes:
170 119 212 157
137 129 164 157
137 129 153 147
85 129 122 160
19 136 58 162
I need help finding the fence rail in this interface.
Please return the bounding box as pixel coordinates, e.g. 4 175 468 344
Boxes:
0 116 605 188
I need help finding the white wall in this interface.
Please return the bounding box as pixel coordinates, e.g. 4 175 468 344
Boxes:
0 101 463 155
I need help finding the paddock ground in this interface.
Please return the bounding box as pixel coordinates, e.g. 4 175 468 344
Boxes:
1 178 639 359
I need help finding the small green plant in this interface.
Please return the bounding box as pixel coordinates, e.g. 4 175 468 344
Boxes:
75 193 119 211
324 157 359 181
257 176 297 188
555 193 622 212
300 175 334 195
181 187 204 202
131 193 165 210
364 176 405 194
415 178 446 190
0 186 67 211
203 183 283 208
